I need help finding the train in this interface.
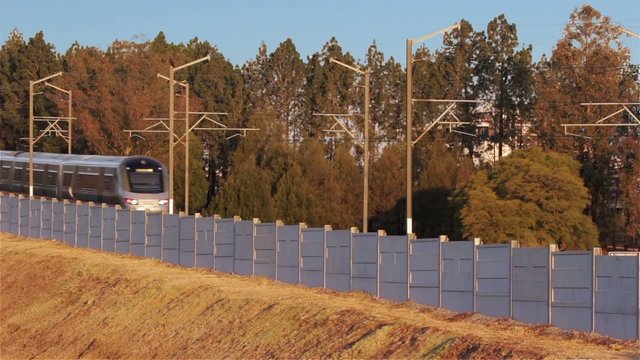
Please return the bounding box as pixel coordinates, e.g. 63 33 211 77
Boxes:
0 150 169 212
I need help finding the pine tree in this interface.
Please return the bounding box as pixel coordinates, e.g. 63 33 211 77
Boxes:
533 5 639 247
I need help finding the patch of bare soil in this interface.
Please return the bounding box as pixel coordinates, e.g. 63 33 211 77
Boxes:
1 234 638 359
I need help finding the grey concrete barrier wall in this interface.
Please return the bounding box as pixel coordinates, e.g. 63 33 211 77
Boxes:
41 199 53 240
326 228 355 292
145 212 163 259
179 215 196 267
234 219 256 276
352 232 380 296
214 217 237 273
89 204 103 250
551 249 599 332
195 215 216 268
594 254 639 340
5 199 640 341
379 235 409 302
9 195 19 235
441 239 479 313
162 214 180 265
512 246 555 324
0 194 10 233
475 242 515 318
63 201 77 246
102 206 116 252
115 209 130 254
28 198 41 239
76 203 89 247
300 226 328 288
18 196 29 237
277 224 303 284
410 237 444 307
254 222 278 279
52 200 64 241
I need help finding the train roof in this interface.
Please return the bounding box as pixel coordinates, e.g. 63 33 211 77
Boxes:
0 150 163 168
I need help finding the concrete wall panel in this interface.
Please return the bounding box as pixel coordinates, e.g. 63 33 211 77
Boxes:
195 216 216 268
88 205 103 249
551 250 597 332
75 203 90 247
475 243 513 318
8 196 19 235
254 222 278 279
594 254 639 340
512 246 553 324
234 219 256 276
352 232 379 296
326 228 354 292
40 199 53 239
0 194 10 233
18 197 30 237
102 206 116 252
145 212 163 259
441 240 476 313
115 209 131 254
409 237 446 306
300 226 328 288
162 214 180 265
28 198 41 239
63 202 77 246
129 210 146 257
179 216 196 267
277 224 302 284
379 235 408 302
52 200 64 241
214 217 237 273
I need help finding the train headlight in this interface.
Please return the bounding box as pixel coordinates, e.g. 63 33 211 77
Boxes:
125 198 139 205
158 199 169 206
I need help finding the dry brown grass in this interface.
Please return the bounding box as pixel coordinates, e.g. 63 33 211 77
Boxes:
1 233 638 359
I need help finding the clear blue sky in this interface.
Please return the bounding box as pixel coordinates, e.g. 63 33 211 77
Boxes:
1 0 638 66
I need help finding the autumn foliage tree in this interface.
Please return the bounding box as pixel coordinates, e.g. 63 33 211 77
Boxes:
0 5 637 247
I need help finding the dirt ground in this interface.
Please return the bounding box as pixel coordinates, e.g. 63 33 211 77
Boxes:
1 234 638 359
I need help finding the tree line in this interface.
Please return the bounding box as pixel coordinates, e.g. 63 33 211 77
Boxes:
1 5 638 250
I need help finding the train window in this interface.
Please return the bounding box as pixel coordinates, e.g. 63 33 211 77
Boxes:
34 169 45 185
63 172 73 187
77 172 99 191
0 164 9 181
46 170 57 187
103 174 114 194
128 171 163 193
13 166 24 182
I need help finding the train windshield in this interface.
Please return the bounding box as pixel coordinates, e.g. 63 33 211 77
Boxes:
125 158 165 194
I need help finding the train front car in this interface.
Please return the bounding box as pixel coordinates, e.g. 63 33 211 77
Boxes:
117 156 169 212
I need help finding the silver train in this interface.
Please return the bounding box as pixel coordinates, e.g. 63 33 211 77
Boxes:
0 151 169 212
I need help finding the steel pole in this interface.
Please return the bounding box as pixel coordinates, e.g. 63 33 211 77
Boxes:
68 90 73 154
363 71 370 233
406 38 413 235
185 83 190 215
169 65 175 214
29 80 34 197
